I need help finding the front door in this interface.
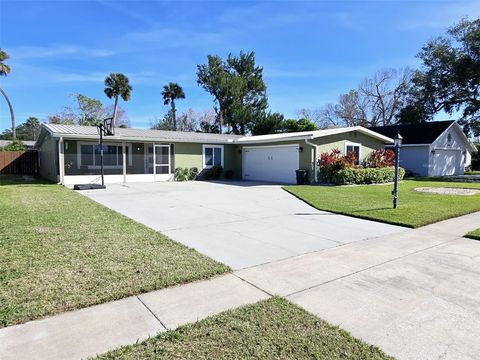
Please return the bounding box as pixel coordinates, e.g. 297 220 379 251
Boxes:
154 144 171 181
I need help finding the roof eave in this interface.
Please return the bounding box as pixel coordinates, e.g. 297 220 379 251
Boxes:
48 133 237 144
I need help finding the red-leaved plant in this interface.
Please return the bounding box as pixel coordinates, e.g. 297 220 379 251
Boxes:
363 149 395 168
317 148 357 183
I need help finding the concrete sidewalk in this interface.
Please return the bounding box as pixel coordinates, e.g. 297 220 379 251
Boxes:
1 211 479 360
0 274 269 360
236 211 480 360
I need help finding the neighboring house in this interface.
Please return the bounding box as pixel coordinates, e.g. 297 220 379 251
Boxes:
0 140 36 149
370 121 477 177
35 124 393 185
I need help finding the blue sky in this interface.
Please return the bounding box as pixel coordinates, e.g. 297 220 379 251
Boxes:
1 0 479 131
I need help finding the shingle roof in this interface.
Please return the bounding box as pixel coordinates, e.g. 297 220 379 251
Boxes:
369 121 455 145
42 124 243 143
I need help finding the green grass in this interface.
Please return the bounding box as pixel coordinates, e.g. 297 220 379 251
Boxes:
465 170 480 175
285 180 480 228
95 297 393 360
0 176 229 327
466 228 480 240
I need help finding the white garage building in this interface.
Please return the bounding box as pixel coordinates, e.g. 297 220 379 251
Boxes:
370 121 477 177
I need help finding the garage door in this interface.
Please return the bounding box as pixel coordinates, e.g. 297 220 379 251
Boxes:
243 145 299 183
431 149 462 176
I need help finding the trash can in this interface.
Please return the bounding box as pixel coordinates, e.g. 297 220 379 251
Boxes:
295 169 309 185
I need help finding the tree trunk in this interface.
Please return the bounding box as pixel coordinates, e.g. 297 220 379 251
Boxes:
218 108 223 134
172 98 177 131
112 96 119 135
0 87 16 139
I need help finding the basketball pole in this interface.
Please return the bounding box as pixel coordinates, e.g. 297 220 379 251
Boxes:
99 123 105 186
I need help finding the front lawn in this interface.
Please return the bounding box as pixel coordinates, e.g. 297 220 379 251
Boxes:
0 177 229 327
96 297 392 360
466 228 480 240
285 180 480 228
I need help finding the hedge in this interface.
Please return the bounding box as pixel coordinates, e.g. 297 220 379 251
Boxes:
331 166 405 185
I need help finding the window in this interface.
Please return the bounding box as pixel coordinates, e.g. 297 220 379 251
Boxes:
203 145 223 168
345 143 361 165
78 142 131 168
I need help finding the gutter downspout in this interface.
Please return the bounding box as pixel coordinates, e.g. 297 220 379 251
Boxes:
305 138 317 183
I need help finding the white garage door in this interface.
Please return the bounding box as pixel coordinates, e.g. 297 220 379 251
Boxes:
243 145 299 184
431 149 462 176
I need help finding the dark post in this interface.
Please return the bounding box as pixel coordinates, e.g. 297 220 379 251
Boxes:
99 124 105 186
392 132 403 209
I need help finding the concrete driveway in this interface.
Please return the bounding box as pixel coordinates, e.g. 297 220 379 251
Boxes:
82 181 406 269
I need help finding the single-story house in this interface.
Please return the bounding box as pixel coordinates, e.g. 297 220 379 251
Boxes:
35 123 393 185
370 120 477 177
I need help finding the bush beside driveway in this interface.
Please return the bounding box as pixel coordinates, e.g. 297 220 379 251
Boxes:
285 179 480 228
0 178 229 327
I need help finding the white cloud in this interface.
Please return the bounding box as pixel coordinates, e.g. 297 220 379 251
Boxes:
124 27 227 48
9 45 116 60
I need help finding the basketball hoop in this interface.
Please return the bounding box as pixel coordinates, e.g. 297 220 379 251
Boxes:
93 117 115 187
97 117 114 136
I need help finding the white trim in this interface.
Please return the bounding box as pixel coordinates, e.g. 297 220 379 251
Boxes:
58 137 65 185
431 147 463 151
63 174 175 186
122 142 126 183
76 141 132 169
345 141 362 164
305 139 317 183
386 144 430 148
153 144 172 181
237 126 394 144
242 144 300 150
202 144 224 169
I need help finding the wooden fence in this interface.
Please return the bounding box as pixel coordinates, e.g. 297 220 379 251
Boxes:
0 151 38 175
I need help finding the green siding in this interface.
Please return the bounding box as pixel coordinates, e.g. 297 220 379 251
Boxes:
312 131 385 160
175 143 241 179
174 143 203 169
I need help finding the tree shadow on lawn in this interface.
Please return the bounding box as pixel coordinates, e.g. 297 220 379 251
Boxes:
0 175 52 186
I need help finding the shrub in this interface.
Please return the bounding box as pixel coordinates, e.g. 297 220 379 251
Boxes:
174 167 190 181
332 166 405 185
224 169 234 179
189 167 199 180
1 139 26 151
363 149 395 168
317 149 357 183
203 165 223 180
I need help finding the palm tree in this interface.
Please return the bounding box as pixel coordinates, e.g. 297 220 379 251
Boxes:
104 73 132 134
161 82 185 131
0 49 16 139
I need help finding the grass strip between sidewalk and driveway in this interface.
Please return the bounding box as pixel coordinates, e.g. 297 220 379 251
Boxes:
0 176 229 327
95 297 393 360
466 228 480 240
285 179 480 228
